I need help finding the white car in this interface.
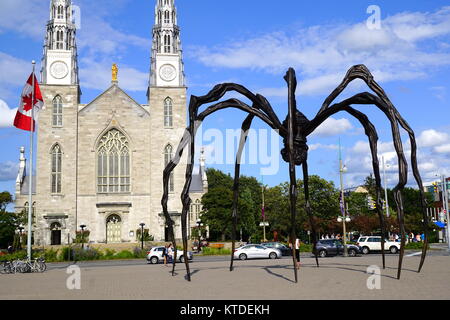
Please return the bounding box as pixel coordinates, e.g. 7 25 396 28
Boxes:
357 236 400 254
233 244 282 260
146 246 193 264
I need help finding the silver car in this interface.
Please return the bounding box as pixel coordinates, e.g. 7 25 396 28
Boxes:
146 246 193 264
233 244 282 260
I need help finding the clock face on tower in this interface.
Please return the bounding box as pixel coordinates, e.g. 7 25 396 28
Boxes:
50 61 69 79
159 64 177 82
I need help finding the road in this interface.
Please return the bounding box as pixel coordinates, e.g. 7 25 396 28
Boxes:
1 249 449 300
44 248 449 270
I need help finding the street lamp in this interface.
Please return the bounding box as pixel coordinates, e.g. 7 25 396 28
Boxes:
436 174 450 251
139 222 145 250
382 156 390 219
338 140 349 257
79 224 86 250
18 226 24 250
196 219 203 253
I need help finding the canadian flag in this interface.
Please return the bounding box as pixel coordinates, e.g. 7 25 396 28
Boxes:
13 73 44 132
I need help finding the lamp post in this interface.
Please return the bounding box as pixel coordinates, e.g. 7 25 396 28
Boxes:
79 224 86 250
139 222 145 250
441 175 450 251
339 140 349 257
18 226 24 250
196 219 203 253
382 156 390 218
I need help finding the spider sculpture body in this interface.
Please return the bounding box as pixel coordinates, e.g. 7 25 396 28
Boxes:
161 64 428 283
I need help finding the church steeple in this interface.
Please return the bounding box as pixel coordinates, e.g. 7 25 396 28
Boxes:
41 0 79 85
149 0 185 89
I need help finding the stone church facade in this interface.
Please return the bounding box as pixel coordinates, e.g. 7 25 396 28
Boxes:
14 0 207 245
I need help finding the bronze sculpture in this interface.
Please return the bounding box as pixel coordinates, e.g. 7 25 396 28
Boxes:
161 64 428 283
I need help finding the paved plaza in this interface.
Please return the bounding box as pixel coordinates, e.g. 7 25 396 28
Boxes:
1 253 450 300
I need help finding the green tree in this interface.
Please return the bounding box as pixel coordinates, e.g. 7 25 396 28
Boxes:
201 170 264 241
0 191 17 249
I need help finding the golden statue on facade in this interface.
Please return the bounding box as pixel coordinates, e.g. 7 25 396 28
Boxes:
112 63 118 82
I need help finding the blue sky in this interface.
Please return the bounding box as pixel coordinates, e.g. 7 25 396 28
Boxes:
1 0 450 203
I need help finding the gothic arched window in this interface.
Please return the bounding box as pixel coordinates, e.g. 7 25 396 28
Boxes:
164 10 170 24
164 144 174 192
57 5 64 19
56 30 64 49
97 129 130 193
195 199 201 220
164 34 171 53
52 96 63 126
164 97 173 127
51 144 62 194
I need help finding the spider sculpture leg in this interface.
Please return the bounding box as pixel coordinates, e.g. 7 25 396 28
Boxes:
309 104 387 268
310 79 427 278
301 161 320 267
163 91 284 282
230 114 255 272
285 68 300 283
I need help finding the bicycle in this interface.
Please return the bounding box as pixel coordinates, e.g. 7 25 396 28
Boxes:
30 257 46 273
0 260 14 274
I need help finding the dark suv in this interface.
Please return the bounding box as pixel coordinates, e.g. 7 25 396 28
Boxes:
315 239 361 257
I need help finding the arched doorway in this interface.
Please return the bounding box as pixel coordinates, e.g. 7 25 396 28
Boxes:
106 214 122 243
50 222 62 245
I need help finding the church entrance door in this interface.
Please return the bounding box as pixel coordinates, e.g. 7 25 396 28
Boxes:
106 214 122 243
50 222 62 245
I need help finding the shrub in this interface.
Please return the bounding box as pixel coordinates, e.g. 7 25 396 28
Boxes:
201 247 231 256
405 242 428 250
114 250 134 259
0 250 27 262
43 248 59 262
102 248 117 259
71 247 102 261
132 247 147 259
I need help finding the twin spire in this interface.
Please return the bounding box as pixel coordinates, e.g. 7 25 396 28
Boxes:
41 0 185 89
41 0 78 85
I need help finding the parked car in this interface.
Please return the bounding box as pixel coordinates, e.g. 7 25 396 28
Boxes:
315 239 361 257
357 236 400 254
146 246 193 264
234 244 282 260
260 242 292 256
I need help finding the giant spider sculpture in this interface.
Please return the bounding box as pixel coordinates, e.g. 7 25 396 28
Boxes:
161 64 428 283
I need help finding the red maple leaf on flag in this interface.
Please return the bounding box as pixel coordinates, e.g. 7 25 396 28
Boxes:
22 93 34 112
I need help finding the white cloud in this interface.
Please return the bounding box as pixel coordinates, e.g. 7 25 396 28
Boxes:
311 117 353 137
433 144 450 154
344 128 450 187
0 52 34 101
0 99 16 128
188 6 450 96
417 129 450 148
0 0 48 39
0 161 18 181
309 143 338 151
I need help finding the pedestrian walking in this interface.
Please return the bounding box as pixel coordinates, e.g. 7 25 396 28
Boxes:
167 243 174 263
163 244 169 267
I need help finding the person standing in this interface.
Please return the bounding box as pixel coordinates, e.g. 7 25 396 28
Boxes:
295 238 301 270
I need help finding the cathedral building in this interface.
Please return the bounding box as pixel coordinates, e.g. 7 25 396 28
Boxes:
14 0 207 245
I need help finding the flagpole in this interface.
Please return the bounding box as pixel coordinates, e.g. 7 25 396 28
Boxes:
27 60 36 261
